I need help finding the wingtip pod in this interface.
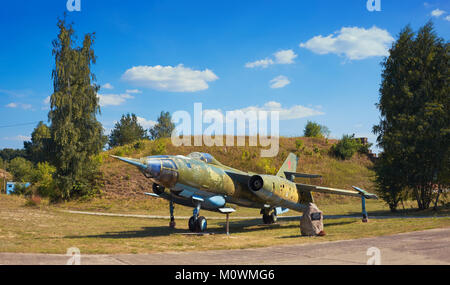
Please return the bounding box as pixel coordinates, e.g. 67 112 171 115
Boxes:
352 186 378 200
109 155 147 169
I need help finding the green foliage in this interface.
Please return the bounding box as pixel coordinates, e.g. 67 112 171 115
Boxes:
23 121 51 163
303 121 330 138
373 22 449 210
295 139 304 151
330 134 363 160
0 148 27 162
256 158 276 175
109 113 148 148
33 162 57 197
7 157 35 182
313 144 320 154
151 140 166 155
134 140 146 150
47 17 105 200
241 150 251 161
149 111 175 140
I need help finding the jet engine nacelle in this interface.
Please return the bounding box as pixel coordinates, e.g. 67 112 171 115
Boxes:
248 175 305 211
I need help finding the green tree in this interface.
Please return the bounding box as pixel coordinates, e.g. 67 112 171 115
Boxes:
330 134 362 160
303 121 330 138
373 22 449 210
109 113 148 148
47 17 106 200
149 111 175 140
7 157 35 182
0 148 27 161
24 121 51 163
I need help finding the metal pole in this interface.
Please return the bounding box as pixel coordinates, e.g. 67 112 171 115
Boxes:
226 213 230 235
361 196 368 223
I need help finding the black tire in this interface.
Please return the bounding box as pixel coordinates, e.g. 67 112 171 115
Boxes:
195 216 207 232
152 183 165 195
188 216 196 232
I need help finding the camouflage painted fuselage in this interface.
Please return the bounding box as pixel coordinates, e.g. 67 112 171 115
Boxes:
133 152 307 212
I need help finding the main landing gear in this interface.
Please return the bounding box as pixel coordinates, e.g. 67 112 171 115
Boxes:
169 200 176 228
188 203 207 232
261 208 277 224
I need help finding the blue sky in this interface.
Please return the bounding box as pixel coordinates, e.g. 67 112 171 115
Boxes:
0 0 449 152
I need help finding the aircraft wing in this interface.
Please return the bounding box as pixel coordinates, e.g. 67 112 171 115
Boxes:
296 183 378 199
224 170 252 185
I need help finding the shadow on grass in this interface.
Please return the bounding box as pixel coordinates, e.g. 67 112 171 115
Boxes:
347 206 449 217
65 226 187 239
65 219 301 239
279 220 357 239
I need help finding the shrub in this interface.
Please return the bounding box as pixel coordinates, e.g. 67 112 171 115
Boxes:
33 162 56 197
295 139 304 151
257 158 277 174
330 134 362 160
151 140 166 155
241 150 250 161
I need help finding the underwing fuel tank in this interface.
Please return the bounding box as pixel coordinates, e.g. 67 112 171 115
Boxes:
248 175 306 212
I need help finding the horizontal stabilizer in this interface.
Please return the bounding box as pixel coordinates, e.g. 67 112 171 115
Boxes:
352 186 378 199
296 183 378 199
284 171 322 179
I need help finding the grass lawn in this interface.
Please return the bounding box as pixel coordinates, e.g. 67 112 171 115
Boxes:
0 194 449 254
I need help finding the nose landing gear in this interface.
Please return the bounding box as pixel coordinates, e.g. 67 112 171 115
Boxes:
188 202 207 232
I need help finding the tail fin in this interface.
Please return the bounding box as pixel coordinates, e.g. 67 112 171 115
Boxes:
276 153 298 178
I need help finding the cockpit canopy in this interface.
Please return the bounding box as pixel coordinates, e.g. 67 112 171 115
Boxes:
187 152 222 165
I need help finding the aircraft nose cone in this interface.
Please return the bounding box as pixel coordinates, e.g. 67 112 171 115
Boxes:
147 160 161 178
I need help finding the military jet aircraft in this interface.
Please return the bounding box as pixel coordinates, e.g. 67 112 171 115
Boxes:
112 152 377 232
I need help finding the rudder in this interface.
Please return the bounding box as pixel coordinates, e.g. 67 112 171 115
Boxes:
276 152 297 178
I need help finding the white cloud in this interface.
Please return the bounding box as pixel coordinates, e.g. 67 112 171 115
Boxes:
43 96 50 104
245 58 274 68
4 135 31 141
205 101 324 121
246 49 297 68
445 15 450 21
274 49 297 64
431 9 445 17
125 89 142 94
269 75 290 89
122 64 218 92
300 26 394 60
136 116 156 129
6 102 32 109
98 93 134 106
102 83 114 89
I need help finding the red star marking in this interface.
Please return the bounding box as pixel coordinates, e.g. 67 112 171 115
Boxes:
288 160 291 169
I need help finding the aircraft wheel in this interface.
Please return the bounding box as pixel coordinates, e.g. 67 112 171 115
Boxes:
188 216 196 232
196 216 207 232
